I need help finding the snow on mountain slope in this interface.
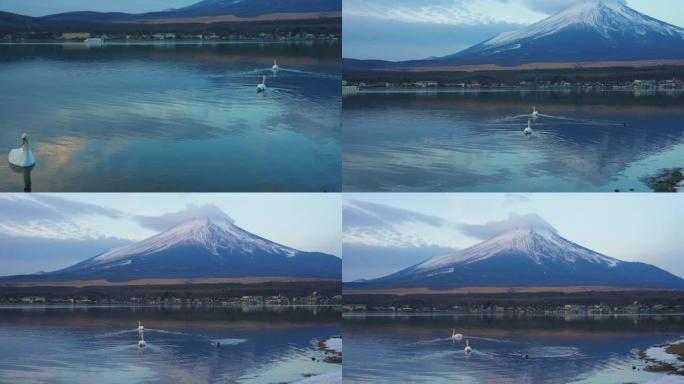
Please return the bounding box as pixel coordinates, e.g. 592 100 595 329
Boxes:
92 218 297 265
483 0 684 48
415 228 619 273
429 0 684 65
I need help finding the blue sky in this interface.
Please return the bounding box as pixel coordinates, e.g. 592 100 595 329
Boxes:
343 0 684 60
0 0 197 16
343 194 684 282
0 193 341 276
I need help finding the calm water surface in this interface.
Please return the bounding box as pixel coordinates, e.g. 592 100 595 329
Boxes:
343 90 684 191
0 43 341 192
0 306 341 384
344 313 684 383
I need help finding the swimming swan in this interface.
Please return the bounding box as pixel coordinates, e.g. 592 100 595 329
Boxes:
256 75 267 93
452 329 463 341
8 133 35 168
532 106 539 118
272 59 279 72
464 339 472 354
524 119 533 136
138 321 146 348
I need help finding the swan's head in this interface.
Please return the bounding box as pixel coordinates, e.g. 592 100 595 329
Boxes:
274 59 277 65
262 75 267 84
21 133 28 144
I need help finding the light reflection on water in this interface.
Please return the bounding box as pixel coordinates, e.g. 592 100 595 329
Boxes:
0 306 341 384
343 313 684 384
0 43 341 192
342 90 684 192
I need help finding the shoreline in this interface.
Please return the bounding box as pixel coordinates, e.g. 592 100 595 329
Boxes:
641 338 684 376
0 40 339 46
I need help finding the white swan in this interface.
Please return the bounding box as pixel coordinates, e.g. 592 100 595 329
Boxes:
137 321 146 348
451 329 463 341
256 75 267 93
8 133 35 168
138 331 146 348
464 339 472 354
524 119 533 136
532 106 539 118
272 59 279 72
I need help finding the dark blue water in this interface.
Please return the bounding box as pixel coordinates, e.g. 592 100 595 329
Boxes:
0 306 341 384
343 90 684 192
0 42 341 192
343 313 684 383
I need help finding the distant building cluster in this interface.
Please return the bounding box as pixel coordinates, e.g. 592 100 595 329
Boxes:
343 78 684 92
343 300 684 314
1 31 340 43
1 292 343 307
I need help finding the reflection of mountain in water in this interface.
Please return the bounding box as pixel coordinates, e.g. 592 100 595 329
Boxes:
343 91 684 191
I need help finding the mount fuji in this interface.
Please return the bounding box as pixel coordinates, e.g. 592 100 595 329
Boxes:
345 0 684 70
347 228 684 290
2 218 341 284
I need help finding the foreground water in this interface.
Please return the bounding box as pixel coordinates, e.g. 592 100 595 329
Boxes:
0 306 341 384
343 313 684 383
0 42 341 192
343 90 684 192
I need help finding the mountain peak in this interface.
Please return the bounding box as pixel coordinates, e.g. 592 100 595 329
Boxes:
90 217 298 266
483 0 682 48
424 0 684 66
413 227 619 273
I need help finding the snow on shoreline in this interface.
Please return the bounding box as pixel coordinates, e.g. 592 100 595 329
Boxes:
295 370 342 384
645 338 684 367
324 337 342 353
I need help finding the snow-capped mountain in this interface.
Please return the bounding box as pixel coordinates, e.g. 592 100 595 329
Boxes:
440 0 684 65
9 218 340 282
344 0 684 70
348 228 684 290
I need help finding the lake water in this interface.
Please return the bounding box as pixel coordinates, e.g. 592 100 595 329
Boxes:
343 313 684 383
0 306 341 384
343 90 684 192
0 42 341 192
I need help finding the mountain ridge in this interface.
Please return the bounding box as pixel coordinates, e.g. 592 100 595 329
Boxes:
344 0 684 70
1 218 341 284
0 0 341 27
346 228 684 290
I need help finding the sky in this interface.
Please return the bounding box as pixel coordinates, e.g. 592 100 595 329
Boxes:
343 193 684 282
343 0 684 61
0 193 341 276
0 0 198 16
